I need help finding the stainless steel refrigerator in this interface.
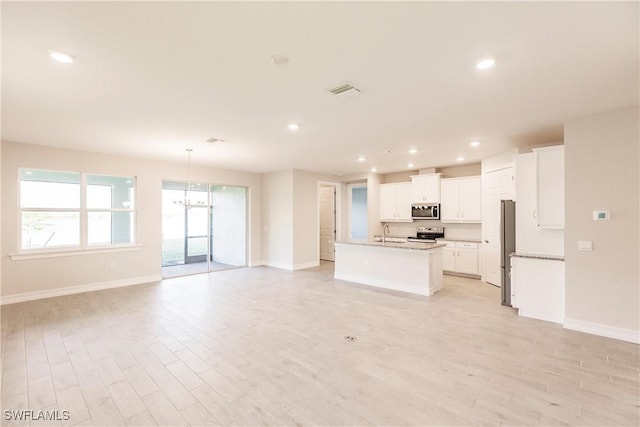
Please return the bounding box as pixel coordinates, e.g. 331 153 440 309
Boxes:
500 200 516 306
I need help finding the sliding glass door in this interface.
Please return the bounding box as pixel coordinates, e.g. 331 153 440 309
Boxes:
209 185 247 271
161 181 247 278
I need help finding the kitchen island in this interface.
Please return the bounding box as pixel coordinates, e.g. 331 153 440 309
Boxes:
334 241 445 296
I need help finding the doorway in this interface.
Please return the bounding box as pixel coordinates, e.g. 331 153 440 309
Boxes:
161 181 247 278
348 183 368 241
319 185 336 261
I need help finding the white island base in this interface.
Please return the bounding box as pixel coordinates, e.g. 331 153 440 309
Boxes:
334 242 444 296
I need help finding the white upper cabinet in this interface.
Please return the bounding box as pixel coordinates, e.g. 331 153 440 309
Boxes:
440 180 459 222
458 177 482 221
380 184 397 222
535 146 564 229
411 174 441 203
440 176 482 223
379 182 413 222
515 151 564 256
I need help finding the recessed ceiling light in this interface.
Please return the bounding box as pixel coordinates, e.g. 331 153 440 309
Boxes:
457 156 465 162
370 167 377 172
270 55 289 66
408 163 415 168
476 58 495 70
358 156 366 162
49 49 76 64
288 123 299 131
470 140 481 147
409 149 418 154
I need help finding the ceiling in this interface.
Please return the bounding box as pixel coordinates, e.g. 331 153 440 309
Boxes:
2 1 638 175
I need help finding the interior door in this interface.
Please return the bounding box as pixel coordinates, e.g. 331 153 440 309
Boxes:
319 186 336 261
482 167 514 286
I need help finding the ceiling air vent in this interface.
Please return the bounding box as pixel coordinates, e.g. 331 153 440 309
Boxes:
206 138 225 144
327 82 360 96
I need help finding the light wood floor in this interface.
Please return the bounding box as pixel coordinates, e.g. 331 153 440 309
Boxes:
1 262 638 426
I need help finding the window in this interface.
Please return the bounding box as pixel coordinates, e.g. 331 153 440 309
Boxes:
20 169 136 251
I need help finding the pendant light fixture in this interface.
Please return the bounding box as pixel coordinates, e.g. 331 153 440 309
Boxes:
174 148 205 208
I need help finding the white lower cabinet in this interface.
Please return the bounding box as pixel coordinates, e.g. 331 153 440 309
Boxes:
440 241 479 275
511 256 565 324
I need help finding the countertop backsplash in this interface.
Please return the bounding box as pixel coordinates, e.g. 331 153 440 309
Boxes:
382 221 482 241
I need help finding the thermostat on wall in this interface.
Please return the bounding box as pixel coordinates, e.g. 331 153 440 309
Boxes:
592 211 610 221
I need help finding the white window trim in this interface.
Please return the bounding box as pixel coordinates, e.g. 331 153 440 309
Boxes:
17 168 137 255
9 244 144 261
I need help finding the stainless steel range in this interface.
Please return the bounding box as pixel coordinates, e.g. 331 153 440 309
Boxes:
407 226 445 243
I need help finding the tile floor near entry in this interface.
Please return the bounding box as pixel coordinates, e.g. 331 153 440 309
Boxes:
1 262 639 426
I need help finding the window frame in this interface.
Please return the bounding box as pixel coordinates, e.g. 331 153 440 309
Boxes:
17 168 138 255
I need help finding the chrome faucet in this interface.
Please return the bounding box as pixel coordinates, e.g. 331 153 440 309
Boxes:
382 224 390 243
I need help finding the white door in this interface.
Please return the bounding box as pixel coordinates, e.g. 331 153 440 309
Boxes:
442 247 456 271
319 186 336 261
456 248 479 275
482 167 514 286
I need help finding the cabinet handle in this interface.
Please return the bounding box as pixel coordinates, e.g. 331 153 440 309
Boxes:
533 210 537 219
461 211 464 218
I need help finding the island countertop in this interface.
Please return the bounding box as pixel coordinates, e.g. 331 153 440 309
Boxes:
335 240 444 296
336 240 446 251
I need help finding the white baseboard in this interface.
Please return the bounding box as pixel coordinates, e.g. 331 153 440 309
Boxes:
248 260 265 267
335 272 429 296
293 261 320 271
263 261 294 271
261 261 320 271
0 274 162 306
564 317 640 344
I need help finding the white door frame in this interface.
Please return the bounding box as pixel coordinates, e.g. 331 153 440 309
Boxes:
317 181 342 262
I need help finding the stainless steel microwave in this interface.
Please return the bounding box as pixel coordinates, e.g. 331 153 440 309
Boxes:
411 203 440 220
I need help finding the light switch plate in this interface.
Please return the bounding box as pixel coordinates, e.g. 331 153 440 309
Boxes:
592 211 610 221
578 241 593 251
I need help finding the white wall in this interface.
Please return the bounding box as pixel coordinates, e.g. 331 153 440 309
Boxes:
211 186 247 266
261 170 293 269
261 169 343 270
1 141 263 300
366 173 383 240
438 163 481 178
0 141 2 294
383 171 416 183
293 169 342 268
564 106 639 341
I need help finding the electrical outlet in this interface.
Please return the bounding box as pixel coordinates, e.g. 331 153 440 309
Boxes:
578 241 593 251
